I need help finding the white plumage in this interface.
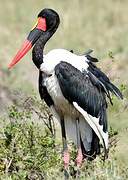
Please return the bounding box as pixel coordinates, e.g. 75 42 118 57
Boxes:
41 49 89 74
41 48 108 153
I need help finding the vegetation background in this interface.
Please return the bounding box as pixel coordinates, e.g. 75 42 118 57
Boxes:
0 0 128 179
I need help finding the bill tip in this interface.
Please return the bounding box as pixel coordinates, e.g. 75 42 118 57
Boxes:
8 63 13 69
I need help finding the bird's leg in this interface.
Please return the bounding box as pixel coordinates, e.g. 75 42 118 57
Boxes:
60 118 70 179
76 119 83 168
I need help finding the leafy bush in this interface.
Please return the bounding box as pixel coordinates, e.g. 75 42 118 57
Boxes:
0 102 61 179
0 97 128 179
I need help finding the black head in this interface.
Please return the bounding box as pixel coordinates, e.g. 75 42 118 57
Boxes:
38 8 60 32
8 8 60 69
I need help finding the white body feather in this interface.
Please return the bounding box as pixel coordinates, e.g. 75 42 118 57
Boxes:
45 71 93 151
41 49 89 74
41 48 108 152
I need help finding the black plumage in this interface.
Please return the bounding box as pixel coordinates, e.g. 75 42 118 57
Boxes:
84 49 98 62
86 55 98 62
55 61 108 133
87 61 123 104
38 71 54 107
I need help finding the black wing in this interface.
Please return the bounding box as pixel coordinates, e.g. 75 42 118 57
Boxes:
84 49 98 62
55 62 108 133
39 71 54 107
88 62 123 101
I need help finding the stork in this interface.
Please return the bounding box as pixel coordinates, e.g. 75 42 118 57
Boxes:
8 8 123 172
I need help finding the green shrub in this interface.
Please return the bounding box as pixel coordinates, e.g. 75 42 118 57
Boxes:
0 97 128 179
0 103 61 179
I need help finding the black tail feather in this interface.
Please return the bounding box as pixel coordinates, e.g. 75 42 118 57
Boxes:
88 61 123 101
107 82 123 99
80 132 100 161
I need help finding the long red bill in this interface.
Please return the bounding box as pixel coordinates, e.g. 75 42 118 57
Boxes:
8 17 46 69
8 40 32 69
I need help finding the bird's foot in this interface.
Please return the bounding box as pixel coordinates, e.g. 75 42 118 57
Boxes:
76 148 83 167
63 150 70 169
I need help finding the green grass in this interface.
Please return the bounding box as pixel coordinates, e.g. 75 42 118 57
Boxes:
0 0 128 179
0 98 128 180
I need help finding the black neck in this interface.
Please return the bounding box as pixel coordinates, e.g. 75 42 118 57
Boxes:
32 29 56 69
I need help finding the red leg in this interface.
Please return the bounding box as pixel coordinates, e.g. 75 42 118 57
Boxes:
61 118 70 179
76 147 83 167
76 119 83 168
63 148 70 169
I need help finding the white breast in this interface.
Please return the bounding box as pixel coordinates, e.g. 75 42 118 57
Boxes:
44 72 79 117
41 48 89 74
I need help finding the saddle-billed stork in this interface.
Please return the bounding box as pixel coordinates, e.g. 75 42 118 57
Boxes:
8 8 123 171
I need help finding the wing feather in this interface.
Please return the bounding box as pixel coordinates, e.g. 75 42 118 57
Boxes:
88 62 123 100
55 62 108 134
